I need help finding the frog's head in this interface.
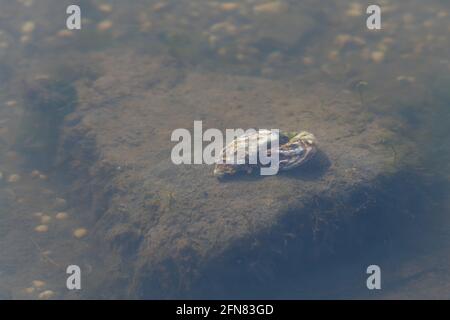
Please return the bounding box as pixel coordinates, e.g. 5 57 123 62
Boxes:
291 131 317 146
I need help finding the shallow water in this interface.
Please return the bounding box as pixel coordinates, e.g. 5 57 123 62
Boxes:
0 0 449 299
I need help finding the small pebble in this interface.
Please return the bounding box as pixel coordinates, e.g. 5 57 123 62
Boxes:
57 29 74 38
302 56 314 66
33 212 43 218
152 2 167 12
217 47 228 56
266 51 283 64
42 189 54 195
371 51 385 63
40 215 52 224
236 53 246 61
8 174 20 183
139 16 151 27
423 20 433 28
31 170 40 178
5 100 17 107
34 225 48 233
253 1 285 14
21 21 35 34
34 74 50 81
335 34 352 47
39 174 48 180
382 37 394 45
24 287 35 294
218 3 239 11
396 75 415 83
73 228 88 239
19 0 34 7
20 34 31 43
139 15 152 33
210 21 238 35
54 197 67 208
208 34 217 46
346 3 363 17
328 50 339 61
32 280 46 288
97 20 113 32
402 14 414 24
0 171 3 181
98 3 112 13
38 290 55 300
55 212 69 220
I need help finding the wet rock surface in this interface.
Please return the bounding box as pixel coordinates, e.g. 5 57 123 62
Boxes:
55 52 414 298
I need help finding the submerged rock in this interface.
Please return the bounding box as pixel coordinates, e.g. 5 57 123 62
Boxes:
54 53 413 298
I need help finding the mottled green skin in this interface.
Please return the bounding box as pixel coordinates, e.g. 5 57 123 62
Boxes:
214 130 317 178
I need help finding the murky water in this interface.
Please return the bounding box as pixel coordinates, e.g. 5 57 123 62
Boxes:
0 0 449 299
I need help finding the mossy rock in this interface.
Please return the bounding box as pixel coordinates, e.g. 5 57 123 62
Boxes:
56 53 415 298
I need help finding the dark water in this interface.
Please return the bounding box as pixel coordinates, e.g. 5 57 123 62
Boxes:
0 0 449 299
